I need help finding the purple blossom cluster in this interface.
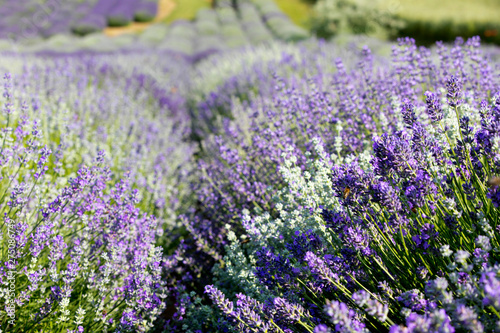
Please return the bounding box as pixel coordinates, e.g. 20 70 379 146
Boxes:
0 96 165 330
0 48 194 331
14 52 193 229
0 0 307 58
1 9 500 332
179 37 500 332
0 0 158 40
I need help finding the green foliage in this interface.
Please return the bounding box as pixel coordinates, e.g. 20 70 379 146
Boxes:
70 25 101 37
106 16 131 28
397 19 500 46
134 11 156 23
76 33 117 51
164 0 210 24
251 0 309 41
195 9 220 36
273 0 314 29
311 0 405 39
140 24 170 44
380 0 500 24
265 16 309 41
177 291 221 332
216 7 248 48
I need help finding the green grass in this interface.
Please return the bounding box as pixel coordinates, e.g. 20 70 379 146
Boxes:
274 0 313 29
163 0 500 29
162 0 313 30
163 0 312 28
274 0 500 30
379 0 500 23
378 0 500 45
164 0 210 24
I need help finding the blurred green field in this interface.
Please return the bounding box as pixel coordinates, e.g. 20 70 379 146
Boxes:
378 0 500 44
163 0 312 28
164 0 210 23
163 0 500 26
274 0 312 29
159 0 500 45
380 0 500 23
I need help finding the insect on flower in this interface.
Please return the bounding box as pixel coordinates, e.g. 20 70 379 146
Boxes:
343 186 351 200
487 176 500 188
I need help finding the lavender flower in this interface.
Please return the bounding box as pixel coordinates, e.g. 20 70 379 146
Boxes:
412 223 439 251
424 91 443 122
401 100 417 128
324 300 367 332
480 271 500 310
397 289 428 312
487 185 500 208
273 297 310 324
205 285 234 316
446 75 462 107
304 251 339 284
455 304 483 333
390 309 455 333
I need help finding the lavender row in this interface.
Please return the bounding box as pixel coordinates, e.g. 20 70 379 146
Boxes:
239 2 275 44
0 0 309 60
0 0 157 39
252 0 309 41
168 37 500 332
216 6 249 48
135 0 158 23
0 49 195 331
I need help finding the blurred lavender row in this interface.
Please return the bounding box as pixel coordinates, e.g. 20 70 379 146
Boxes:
0 0 158 40
0 0 309 60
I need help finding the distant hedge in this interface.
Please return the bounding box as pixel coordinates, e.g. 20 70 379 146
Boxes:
397 18 500 45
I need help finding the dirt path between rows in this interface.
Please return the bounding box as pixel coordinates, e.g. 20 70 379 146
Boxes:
103 0 176 37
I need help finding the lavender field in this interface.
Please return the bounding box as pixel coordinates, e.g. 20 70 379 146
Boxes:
0 0 158 39
0 1 499 333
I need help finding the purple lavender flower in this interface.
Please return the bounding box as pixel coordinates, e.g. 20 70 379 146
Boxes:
314 324 332 333
371 181 402 213
480 271 500 310
254 247 298 289
324 300 367 332
487 185 500 208
455 304 483 333
401 99 417 128
273 297 309 324
286 230 324 258
397 289 428 312
446 75 462 107
353 290 389 322
412 223 438 251
205 285 234 316
372 132 416 180
304 251 338 284
472 248 489 268
321 210 352 233
234 293 267 330
424 91 443 122
2 73 13 115
390 309 455 333
411 122 430 158
343 225 372 256
331 162 372 208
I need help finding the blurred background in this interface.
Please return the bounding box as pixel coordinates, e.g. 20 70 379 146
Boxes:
0 0 498 54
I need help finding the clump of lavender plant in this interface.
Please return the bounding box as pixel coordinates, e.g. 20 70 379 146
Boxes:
197 37 500 333
0 73 171 332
